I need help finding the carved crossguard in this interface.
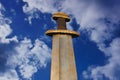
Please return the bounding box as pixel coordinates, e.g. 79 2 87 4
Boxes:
46 12 79 38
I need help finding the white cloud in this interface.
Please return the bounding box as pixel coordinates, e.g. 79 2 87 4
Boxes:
0 0 119 80
66 1 120 80
23 0 58 24
6 38 51 79
83 38 120 80
0 70 19 80
59 1 120 80
0 24 12 40
0 24 18 43
31 39 51 67
0 3 19 80
19 64 37 79
23 0 57 14
22 0 120 80
0 3 18 44
0 3 51 80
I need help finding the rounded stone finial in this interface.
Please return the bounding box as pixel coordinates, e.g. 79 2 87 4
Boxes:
53 12 70 22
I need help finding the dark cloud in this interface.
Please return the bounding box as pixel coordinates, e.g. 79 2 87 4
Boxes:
96 0 120 7
113 65 120 80
115 22 120 37
99 0 120 36
96 0 120 22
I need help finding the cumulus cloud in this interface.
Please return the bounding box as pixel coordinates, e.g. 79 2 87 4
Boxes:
22 0 120 80
83 38 120 80
23 0 58 24
0 3 18 44
0 3 51 80
0 37 51 80
6 38 51 79
0 0 119 79
0 70 19 80
0 24 18 43
23 0 57 13
60 0 120 80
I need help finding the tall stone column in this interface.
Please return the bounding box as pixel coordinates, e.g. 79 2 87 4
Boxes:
46 12 79 80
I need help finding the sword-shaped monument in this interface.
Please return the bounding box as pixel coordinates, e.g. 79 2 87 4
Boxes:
46 12 79 80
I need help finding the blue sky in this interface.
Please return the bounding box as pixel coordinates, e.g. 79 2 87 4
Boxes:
0 0 120 80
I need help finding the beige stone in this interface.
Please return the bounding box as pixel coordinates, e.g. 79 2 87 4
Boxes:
46 12 79 80
50 34 77 80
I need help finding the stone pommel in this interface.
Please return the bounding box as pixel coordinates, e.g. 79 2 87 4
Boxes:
53 12 70 30
53 12 70 22
46 12 80 38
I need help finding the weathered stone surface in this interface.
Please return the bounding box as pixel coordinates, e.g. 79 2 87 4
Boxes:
46 30 79 38
50 34 77 80
46 12 79 80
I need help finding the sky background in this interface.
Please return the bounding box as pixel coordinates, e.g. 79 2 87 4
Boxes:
0 0 120 80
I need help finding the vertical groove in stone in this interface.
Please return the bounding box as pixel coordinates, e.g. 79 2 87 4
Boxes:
59 36 61 80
